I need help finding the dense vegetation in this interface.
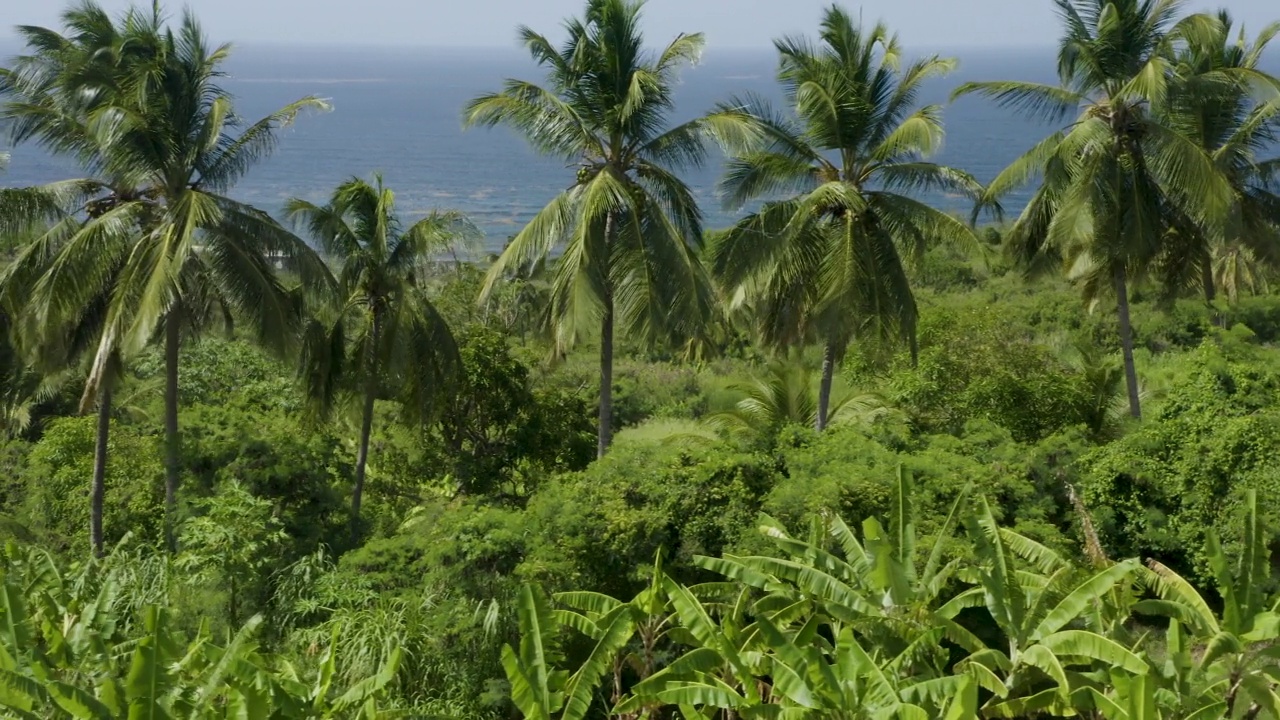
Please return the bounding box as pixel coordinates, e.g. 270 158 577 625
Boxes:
2 0 1280 717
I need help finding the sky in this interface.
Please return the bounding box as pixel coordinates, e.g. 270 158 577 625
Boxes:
2 0 1278 50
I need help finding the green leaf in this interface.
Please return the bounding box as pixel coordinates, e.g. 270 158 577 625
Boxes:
982 687 1062 718
125 607 173 720
561 607 635 720
47 680 114 719
0 574 29 656
502 645 549 720
1140 561 1219 635
1031 560 1137 640
332 646 401 712
939 675 978 720
502 584 560 720
664 578 757 699
311 623 340 709
1038 630 1147 674
554 591 624 618
892 466 917 584
1021 645 1070 698
753 615 817 708
0 667 47 713
622 678 747 713
1184 700 1229 720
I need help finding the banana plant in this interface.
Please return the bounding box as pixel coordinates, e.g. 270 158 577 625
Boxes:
956 497 1145 717
694 467 981 672
611 576 777 718
553 553 683 720
743 616 980 719
0 542 401 718
501 584 568 720
1128 489 1280 718
1071 625 1229 720
618 571 978 719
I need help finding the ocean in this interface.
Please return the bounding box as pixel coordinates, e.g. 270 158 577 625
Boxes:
1 44 1271 253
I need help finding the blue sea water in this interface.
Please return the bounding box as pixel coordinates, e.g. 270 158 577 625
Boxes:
2 44 1270 252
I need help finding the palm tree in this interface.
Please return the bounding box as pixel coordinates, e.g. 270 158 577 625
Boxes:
709 6 980 432
1157 12 1280 305
708 359 891 444
0 4 157 556
1 200 121 555
287 176 468 539
464 0 753 457
1 2 330 549
955 0 1234 419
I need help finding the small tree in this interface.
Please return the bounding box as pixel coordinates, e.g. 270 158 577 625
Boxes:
177 481 286 627
288 176 468 539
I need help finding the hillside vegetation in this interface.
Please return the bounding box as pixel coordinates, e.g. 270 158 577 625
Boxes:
3 0 1280 717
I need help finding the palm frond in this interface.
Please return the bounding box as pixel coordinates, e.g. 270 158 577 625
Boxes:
951 81 1085 123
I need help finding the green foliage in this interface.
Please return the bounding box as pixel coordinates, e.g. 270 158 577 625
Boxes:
768 421 1081 550
503 475 1280 720
0 543 402 718
341 438 778 603
133 337 300 412
180 402 349 557
20 416 164 551
887 309 1102 441
436 326 594 497
3 1 1280 718
1081 335 1280 581
178 481 289 627
709 359 894 447
523 440 777 596
275 547 509 720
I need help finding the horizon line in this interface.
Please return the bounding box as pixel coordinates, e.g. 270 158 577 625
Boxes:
0 35 1058 52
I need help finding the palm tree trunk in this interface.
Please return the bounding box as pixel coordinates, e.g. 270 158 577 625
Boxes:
1202 263 1216 303
598 292 615 459
164 310 181 551
598 212 617 459
1113 266 1142 419
815 342 836 432
90 382 112 558
351 314 381 541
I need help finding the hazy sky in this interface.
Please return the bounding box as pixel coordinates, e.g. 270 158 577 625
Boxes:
4 0 1278 49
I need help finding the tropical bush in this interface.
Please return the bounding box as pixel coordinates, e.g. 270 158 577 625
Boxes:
0 542 401 718
19 416 165 552
498 473 1280 719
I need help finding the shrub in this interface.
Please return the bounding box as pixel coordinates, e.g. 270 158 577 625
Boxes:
1080 337 1280 581
886 309 1094 441
132 337 298 412
180 403 350 557
769 421 1080 552
436 327 594 498
521 440 778 596
20 416 164 551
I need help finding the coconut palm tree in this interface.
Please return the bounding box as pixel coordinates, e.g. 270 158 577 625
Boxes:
1157 11 1280 305
286 176 469 539
710 7 980 432
0 3 160 556
464 0 754 457
955 0 1234 419
708 359 892 444
0 2 330 549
